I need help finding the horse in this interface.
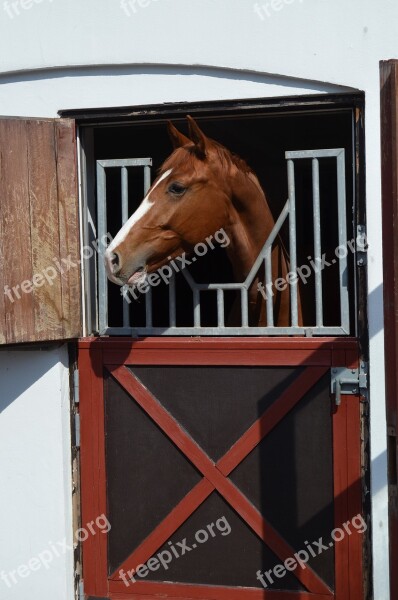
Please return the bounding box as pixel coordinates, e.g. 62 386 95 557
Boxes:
104 116 294 327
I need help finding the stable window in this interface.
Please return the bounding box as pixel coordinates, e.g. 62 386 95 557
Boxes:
75 95 363 337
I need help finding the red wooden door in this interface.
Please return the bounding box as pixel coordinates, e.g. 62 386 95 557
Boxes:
79 338 363 600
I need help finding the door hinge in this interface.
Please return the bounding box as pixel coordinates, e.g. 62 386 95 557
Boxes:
331 362 368 405
356 224 368 266
73 368 79 405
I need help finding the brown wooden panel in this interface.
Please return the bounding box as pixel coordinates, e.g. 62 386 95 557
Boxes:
0 117 81 343
380 59 398 600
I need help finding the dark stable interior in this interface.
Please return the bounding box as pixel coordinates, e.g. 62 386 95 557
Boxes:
93 109 355 332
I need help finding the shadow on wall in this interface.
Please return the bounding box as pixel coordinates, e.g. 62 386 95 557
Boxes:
0 344 68 413
0 63 356 94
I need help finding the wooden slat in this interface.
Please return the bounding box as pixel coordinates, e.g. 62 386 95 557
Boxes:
27 120 63 339
0 120 35 342
109 579 333 599
105 348 333 366
99 336 358 368
55 119 82 339
79 336 359 352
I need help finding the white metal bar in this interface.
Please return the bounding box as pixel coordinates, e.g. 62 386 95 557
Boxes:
121 167 130 328
143 165 153 327
287 159 298 327
144 165 151 194
241 289 249 327
336 150 350 332
286 149 344 159
217 289 225 327
312 158 323 327
244 200 290 288
98 158 152 168
104 325 348 336
265 250 274 326
121 167 129 223
193 290 201 327
96 162 108 334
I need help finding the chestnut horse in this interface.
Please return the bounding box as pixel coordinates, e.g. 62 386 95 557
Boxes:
104 116 292 327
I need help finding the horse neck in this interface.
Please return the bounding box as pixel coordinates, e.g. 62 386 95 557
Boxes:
224 169 274 283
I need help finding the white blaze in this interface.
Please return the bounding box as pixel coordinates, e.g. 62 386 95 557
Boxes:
107 168 173 252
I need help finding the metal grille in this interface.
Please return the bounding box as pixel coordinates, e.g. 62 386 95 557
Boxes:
96 149 350 336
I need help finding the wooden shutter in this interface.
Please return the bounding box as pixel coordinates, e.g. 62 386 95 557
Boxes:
380 59 398 600
0 117 82 344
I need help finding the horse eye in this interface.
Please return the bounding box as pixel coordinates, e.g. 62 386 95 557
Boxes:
168 182 187 195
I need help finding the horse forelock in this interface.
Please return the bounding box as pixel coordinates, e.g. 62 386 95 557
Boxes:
159 146 199 177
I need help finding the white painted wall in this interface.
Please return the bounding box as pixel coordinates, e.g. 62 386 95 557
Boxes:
0 347 74 600
0 0 396 598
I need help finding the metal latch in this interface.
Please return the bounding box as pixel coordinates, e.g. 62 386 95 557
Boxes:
331 364 368 406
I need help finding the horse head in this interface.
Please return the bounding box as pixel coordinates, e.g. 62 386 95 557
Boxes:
104 116 292 327
105 116 236 288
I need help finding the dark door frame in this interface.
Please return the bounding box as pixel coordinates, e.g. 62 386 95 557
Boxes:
380 59 398 600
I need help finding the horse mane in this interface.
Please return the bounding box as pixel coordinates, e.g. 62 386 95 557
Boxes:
159 139 253 177
211 141 253 175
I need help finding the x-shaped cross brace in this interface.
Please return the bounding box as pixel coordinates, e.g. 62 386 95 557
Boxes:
107 364 331 596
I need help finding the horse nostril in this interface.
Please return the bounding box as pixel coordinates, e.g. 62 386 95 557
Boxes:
106 250 122 276
110 252 120 270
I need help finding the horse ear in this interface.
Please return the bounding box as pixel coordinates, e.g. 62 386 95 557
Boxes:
167 121 191 149
186 115 207 159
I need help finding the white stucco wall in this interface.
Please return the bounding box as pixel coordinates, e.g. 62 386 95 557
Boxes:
0 1 396 599
0 347 74 600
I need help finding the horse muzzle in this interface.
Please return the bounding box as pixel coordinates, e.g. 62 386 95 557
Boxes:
104 248 148 288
